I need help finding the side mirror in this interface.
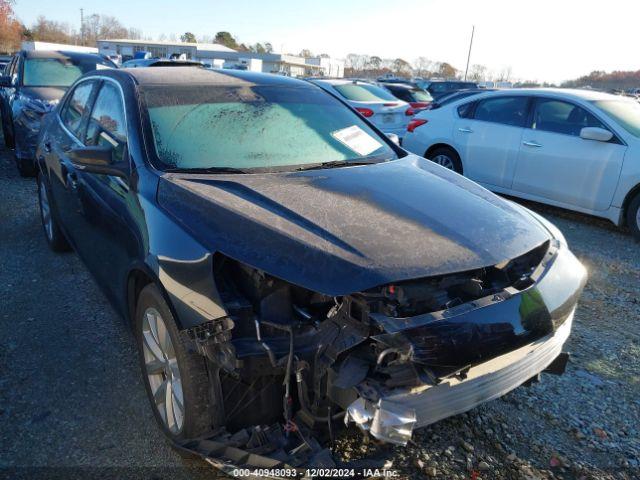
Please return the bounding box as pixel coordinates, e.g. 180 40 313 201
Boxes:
580 127 613 142
68 145 128 178
0 75 12 88
386 133 401 145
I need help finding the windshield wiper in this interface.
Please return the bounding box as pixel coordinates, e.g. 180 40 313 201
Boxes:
165 166 252 174
294 160 378 171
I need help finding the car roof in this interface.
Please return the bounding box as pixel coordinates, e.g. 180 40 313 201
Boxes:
22 50 106 60
109 66 315 87
311 78 375 87
381 82 418 90
465 87 625 102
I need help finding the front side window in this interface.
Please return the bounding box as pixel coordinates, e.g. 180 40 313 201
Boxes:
473 96 529 127
142 85 397 171
533 99 605 136
85 82 127 162
22 56 114 88
61 81 95 137
333 83 398 102
592 99 640 137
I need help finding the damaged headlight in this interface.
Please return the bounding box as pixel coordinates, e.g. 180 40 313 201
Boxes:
21 97 59 121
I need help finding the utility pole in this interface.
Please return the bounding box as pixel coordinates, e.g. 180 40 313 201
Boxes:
464 25 475 81
80 8 84 46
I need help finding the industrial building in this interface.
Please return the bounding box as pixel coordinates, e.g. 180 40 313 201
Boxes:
97 39 344 77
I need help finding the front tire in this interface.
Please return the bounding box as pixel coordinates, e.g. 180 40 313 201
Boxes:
37 174 70 252
1 110 15 149
16 156 37 177
135 284 214 441
626 192 640 241
427 146 463 174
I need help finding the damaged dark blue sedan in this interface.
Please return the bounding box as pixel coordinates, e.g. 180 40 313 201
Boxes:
35 67 586 474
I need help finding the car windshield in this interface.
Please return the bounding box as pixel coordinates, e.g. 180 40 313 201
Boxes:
23 56 114 87
592 99 640 137
411 89 433 102
333 83 398 102
142 84 397 171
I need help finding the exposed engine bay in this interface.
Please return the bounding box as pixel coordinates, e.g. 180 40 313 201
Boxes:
178 239 586 475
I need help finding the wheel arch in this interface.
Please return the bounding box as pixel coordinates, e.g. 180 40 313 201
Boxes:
125 265 180 330
621 182 640 226
424 143 463 173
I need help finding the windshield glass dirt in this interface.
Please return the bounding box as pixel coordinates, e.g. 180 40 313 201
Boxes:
23 57 113 87
142 85 396 170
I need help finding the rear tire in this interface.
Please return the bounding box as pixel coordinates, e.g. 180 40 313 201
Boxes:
16 156 37 177
427 146 463 174
135 284 215 441
37 174 70 252
626 192 640 241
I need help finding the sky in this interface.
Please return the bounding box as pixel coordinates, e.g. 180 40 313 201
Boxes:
13 0 640 84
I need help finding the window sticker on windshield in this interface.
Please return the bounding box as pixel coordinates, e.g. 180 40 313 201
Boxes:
331 125 383 156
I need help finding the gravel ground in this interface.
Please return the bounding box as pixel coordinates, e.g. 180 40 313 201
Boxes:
0 141 638 480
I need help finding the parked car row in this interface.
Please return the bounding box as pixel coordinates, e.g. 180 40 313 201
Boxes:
0 50 116 175
402 88 640 239
1 59 588 473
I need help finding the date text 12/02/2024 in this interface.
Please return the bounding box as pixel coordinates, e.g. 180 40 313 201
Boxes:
231 468 400 478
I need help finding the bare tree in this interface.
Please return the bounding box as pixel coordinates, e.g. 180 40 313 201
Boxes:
413 57 433 77
468 64 487 81
0 0 22 52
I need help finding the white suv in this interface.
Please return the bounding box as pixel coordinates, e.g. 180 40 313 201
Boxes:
402 88 640 239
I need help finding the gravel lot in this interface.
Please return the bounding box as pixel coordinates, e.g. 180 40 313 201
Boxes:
0 140 638 480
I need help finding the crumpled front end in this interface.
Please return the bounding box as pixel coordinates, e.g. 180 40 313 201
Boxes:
183 235 586 473
13 97 58 161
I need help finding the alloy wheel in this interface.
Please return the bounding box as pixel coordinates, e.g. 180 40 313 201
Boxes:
431 154 455 170
38 178 54 241
141 307 184 434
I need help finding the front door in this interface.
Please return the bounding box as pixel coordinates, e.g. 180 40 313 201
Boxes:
513 97 627 211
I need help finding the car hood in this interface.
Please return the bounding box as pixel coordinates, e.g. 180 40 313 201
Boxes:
157 155 551 296
20 86 67 103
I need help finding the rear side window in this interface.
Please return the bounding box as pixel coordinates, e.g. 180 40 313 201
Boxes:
473 96 529 127
84 82 127 162
333 83 398 102
533 98 605 136
457 101 475 118
61 81 94 137
388 87 412 102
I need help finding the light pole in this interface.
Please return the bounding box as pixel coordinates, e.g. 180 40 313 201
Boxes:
80 8 84 45
464 25 475 81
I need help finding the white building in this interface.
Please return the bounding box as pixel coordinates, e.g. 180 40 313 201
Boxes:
97 39 344 77
22 41 98 53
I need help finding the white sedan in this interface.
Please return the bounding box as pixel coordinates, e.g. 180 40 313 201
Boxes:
402 88 640 239
310 79 410 139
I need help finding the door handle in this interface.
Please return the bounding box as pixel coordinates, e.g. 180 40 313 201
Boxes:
523 140 542 148
458 127 473 133
66 171 78 190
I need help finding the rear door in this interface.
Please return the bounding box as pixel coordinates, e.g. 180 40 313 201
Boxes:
453 95 530 188
513 97 626 211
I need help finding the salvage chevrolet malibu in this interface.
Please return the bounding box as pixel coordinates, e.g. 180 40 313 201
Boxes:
35 67 586 473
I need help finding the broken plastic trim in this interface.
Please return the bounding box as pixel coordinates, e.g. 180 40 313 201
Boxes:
344 398 416 446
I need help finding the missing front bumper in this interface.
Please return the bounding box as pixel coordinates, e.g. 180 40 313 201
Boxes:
345 310 574 444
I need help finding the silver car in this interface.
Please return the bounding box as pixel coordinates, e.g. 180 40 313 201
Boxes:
310 79 410 139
